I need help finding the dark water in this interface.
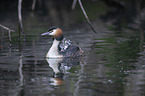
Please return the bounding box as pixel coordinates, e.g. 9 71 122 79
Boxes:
1 0 145 96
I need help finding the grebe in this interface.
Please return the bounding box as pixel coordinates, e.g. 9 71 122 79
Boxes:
41 27 84 58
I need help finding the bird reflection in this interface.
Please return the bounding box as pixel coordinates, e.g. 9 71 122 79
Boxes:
46 58 81 86
46 58 64 86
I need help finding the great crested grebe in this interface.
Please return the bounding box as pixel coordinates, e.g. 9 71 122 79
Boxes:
41 26 84 58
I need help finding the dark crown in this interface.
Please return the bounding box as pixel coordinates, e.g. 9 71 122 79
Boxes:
48 26 59 32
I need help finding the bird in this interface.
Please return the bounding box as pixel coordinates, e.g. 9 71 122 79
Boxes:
41 26 84 58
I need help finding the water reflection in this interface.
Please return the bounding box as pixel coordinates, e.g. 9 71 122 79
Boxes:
46 58 64 86
46 57 82 86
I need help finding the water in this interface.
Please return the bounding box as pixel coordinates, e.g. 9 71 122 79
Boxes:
1 0 145 96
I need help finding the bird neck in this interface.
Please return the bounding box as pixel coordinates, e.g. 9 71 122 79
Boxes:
46 39 63 58
54 35 63 41
49 39 61 52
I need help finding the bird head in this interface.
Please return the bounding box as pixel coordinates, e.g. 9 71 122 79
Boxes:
41 26 63 41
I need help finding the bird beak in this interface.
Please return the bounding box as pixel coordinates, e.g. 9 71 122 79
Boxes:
41 32 50 36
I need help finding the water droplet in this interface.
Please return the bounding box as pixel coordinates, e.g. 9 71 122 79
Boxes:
108 79 113 83
119 60 123 63
31 78 35 81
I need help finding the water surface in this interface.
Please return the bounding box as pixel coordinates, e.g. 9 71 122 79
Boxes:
1 0 145 96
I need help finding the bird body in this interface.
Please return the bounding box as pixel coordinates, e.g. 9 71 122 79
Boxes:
41 27 84 58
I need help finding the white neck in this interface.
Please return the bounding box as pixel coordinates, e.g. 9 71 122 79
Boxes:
46 39 63 58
